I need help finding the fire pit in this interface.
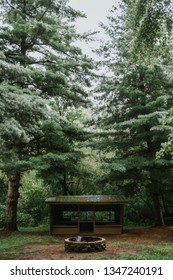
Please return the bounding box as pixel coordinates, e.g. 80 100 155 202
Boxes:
64 236 106 253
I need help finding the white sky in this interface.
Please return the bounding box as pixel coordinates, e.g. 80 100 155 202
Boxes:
68 0 118 57
69 0 117 33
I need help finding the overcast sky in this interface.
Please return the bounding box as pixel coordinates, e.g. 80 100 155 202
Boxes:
68 0 118 57
69 0 116 32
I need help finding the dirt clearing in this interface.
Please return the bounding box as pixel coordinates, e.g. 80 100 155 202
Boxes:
16 227 173 260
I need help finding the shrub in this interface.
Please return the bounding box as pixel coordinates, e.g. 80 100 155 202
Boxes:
0 204 5 228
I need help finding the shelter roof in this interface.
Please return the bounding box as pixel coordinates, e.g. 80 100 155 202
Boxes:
45 195 126 204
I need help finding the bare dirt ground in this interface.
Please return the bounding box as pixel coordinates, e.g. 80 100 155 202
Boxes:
20 227 173 260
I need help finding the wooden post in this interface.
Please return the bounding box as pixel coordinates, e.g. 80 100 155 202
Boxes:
93 205 95 233
49 205 53 235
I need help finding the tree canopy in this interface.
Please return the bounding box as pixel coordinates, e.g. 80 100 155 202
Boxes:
1 0 173 230
126 0 173 62
94 0 173 226
0 0 93 230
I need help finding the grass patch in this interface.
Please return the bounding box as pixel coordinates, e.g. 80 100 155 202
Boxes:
18 224 49 232
85 255 110 260
1 226 173 260
0 227 61 259
113 242 173 260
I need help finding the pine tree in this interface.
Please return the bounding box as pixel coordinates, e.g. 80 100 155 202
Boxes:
129 0 173 60
96 1 173 226
157 107 173 160
0 0 93 230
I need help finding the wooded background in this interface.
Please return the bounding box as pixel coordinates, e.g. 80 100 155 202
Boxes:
1 0 173 230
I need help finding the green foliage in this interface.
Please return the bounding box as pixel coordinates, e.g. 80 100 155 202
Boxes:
17 171 50 226
71 148 105 195
157 108 173 159
0 0 93 177
97 63 173 182
0 0 94 230
124 187 154 226
126 0 173 63
0 173 7 227
95 0 173 225
0 204 6 228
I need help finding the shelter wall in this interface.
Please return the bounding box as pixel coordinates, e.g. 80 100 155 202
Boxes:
49 203 124 235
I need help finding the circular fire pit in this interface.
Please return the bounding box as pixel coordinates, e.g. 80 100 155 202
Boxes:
64 236 106 253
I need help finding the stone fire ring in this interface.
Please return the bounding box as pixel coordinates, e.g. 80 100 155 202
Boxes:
64 236 106 253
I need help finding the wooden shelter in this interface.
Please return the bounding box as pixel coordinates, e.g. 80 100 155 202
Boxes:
45 195 126 235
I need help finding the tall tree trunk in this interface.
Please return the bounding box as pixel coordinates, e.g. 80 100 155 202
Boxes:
62 173 73 195
150 168 164 226
62 173 68 195
4 172 20 231
161 192 169 216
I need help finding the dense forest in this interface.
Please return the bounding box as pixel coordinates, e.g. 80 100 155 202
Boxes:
1 0 173 231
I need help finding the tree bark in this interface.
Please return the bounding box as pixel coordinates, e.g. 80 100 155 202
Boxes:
4 172 20 231
62 173 68 195
145 127 165 226
150 168 165 226
62 173 73 195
